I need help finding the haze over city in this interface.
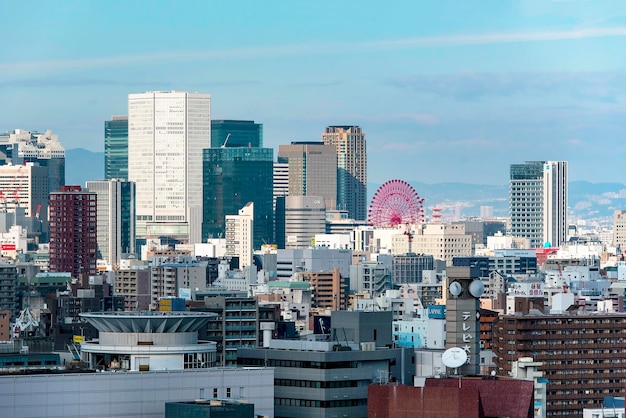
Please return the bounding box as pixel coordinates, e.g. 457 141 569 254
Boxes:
1 0 624 185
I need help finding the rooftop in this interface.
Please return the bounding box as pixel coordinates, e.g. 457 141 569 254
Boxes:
80 311 217 333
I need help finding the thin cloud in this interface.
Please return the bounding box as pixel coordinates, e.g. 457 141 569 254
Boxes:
0 78 170 88
0 77 261 89
361 26 626 49
1 26 625 76
387 70 626 100
374 113 440 126
402 113 440 125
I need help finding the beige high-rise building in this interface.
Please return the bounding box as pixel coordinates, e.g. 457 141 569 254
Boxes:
225 202 254 267
128 91 211 245
614 210 626 252
409 223 472 265
322 126 367 220
277 142 337 210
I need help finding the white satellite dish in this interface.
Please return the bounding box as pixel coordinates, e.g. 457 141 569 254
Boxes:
442 347 467 373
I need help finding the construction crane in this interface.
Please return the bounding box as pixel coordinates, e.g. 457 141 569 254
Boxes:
11 165 23 208
12 185 21 207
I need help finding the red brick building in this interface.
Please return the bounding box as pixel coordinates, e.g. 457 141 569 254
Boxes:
49 186 97 278
368 377 534 418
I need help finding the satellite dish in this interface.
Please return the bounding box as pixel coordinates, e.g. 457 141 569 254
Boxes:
449 281 463 297
469 279 485 298
442 347 467 371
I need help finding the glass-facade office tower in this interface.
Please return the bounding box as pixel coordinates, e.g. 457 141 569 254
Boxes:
203 147 273 249
128 91 211 245
86 179 136 266
211 120 263 148
277 142 337 210
321 125 367 220
104 116 129 180
510 161 568 248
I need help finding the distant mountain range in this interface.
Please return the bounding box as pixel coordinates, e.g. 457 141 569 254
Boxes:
65 148 104 186
66 148 624 223
368 181 625 224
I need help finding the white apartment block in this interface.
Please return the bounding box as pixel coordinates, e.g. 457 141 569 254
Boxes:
225 202 254 267
128 91 210 244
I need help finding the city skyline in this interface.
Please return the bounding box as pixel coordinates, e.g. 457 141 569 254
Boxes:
0 1 624 185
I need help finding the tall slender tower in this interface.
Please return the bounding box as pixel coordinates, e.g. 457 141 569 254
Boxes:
321 126 367 220
86 179 136 266
128 91 210 245
510 161 568 247
48 186 97 278
104 116 129 181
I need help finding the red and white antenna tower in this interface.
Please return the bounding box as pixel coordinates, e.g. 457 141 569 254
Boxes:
431 202 443 224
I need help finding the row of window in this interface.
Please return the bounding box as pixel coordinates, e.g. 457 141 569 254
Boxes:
239 358 357 369
274 398 366 408
523 318 626 325
275 378 359 388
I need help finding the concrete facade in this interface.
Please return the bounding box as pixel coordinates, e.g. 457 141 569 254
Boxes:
0 368 274 418
276 248 352 279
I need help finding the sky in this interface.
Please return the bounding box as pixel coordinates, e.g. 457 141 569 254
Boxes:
0 0 624 185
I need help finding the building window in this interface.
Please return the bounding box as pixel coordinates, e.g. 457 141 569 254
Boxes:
226 387 231 398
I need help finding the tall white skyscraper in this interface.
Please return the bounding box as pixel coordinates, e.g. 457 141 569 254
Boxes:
510 161 568 248
128 91 210 244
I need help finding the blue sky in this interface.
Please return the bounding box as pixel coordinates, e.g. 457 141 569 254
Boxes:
0 0 624 185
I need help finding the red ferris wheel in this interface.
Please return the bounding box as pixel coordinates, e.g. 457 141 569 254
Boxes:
368 179 425 227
